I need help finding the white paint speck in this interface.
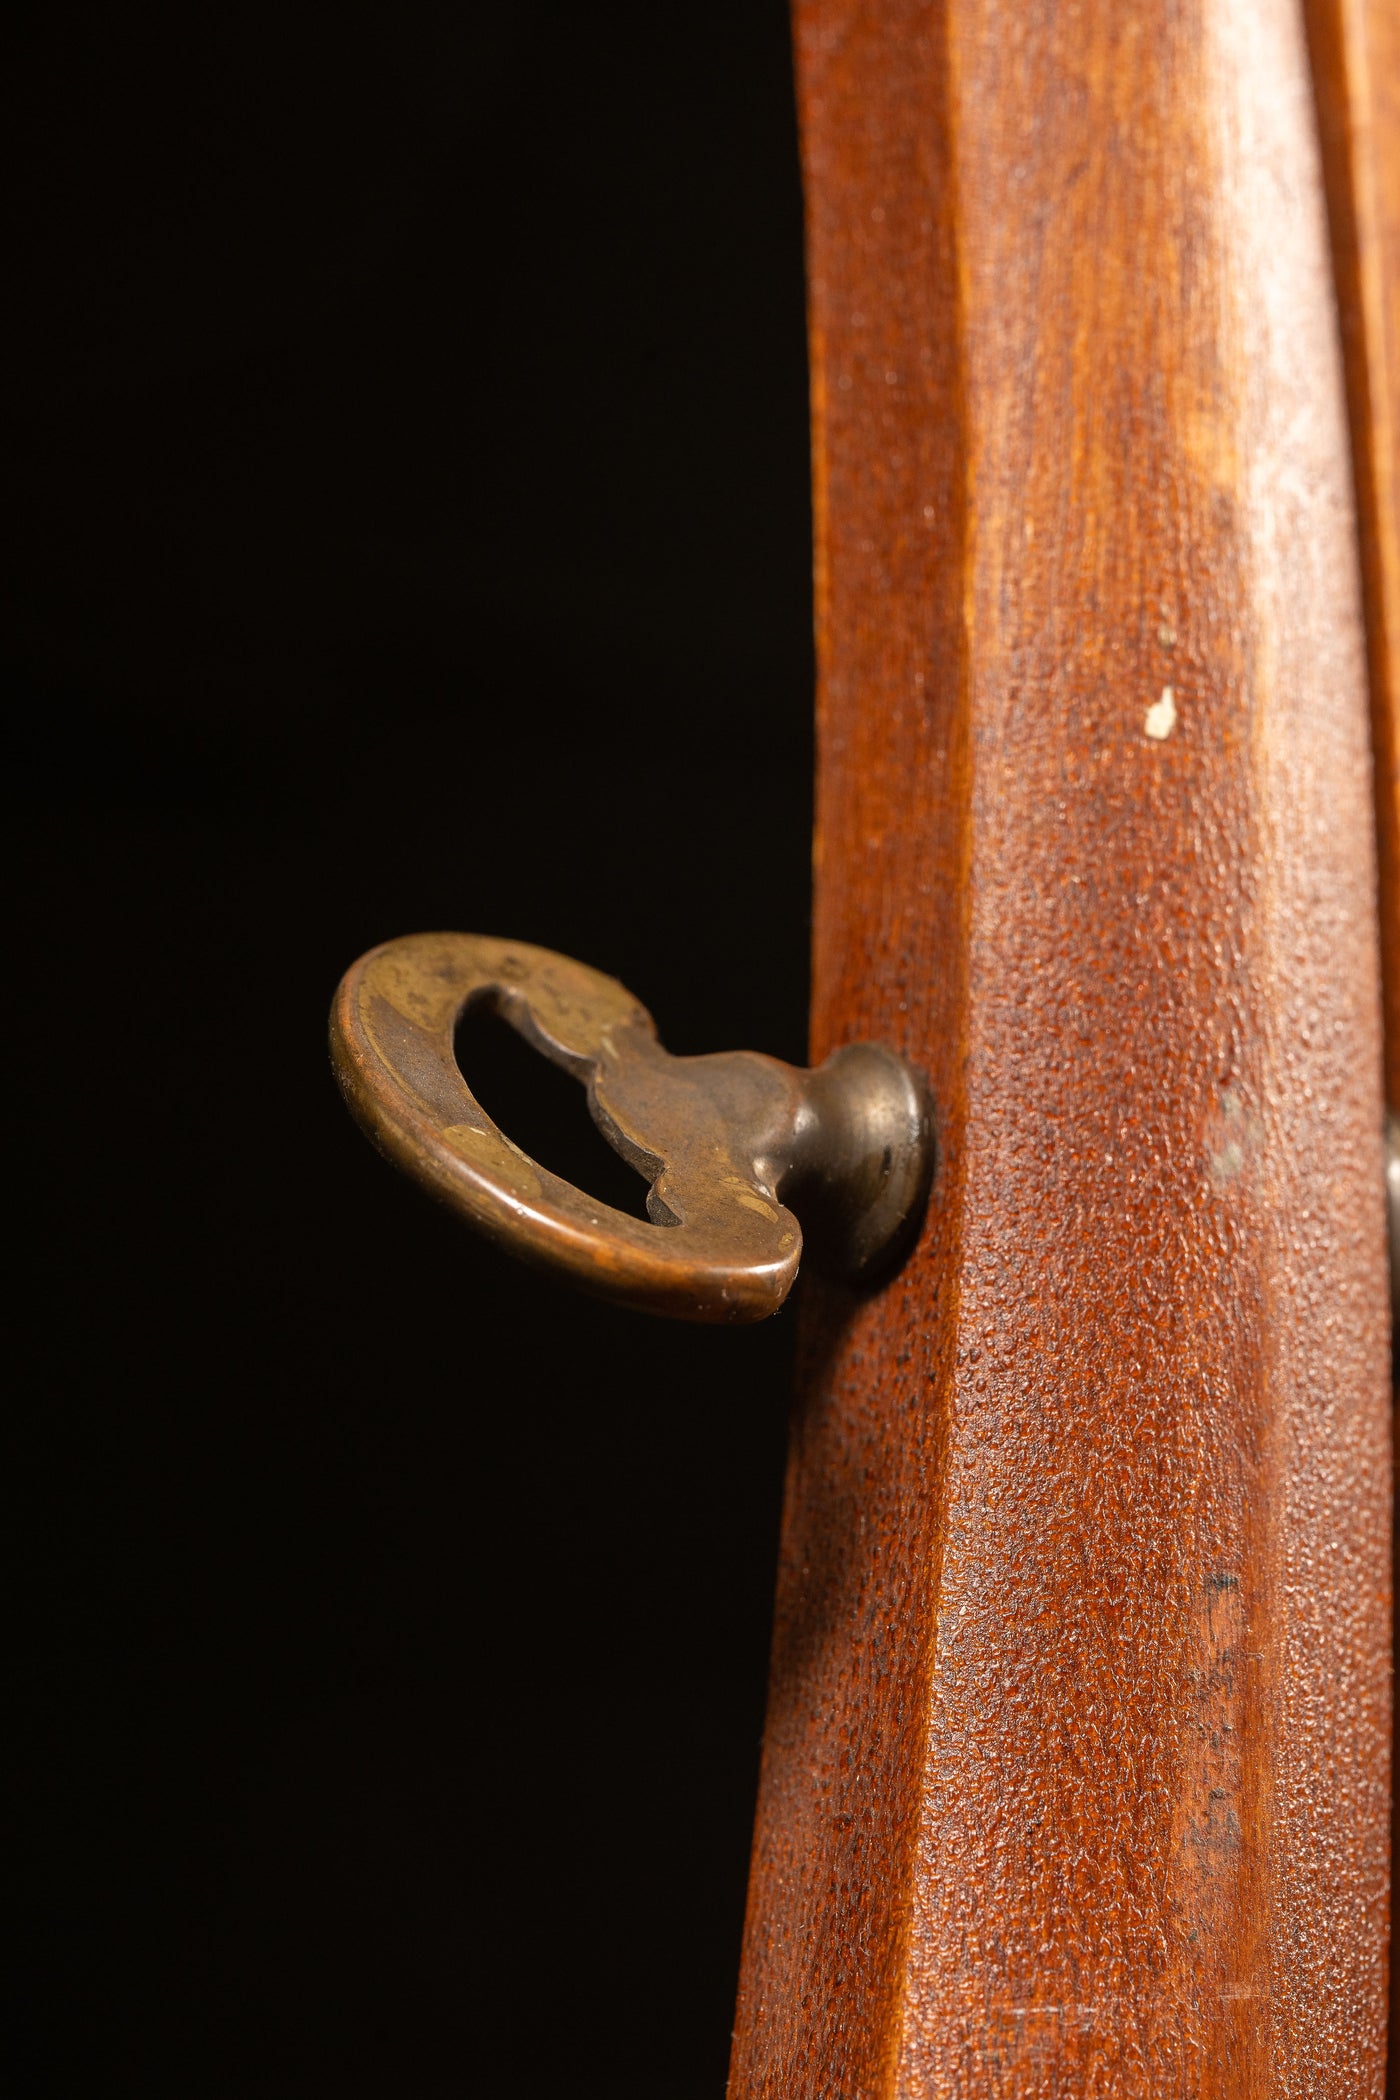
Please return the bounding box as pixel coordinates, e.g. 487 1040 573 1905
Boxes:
1145 685 1177 740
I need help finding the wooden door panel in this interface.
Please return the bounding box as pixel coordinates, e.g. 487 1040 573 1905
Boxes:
728 1 1392 2093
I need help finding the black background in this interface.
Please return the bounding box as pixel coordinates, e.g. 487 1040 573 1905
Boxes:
10 4 813 2092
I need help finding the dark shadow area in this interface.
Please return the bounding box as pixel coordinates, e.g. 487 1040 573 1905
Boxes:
454 998 653 1221
7 4 812 2094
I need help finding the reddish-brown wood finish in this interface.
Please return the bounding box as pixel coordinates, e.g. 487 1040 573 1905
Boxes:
729 2 1392 2094
1296 19 1400 2092
1304 0 1400 1107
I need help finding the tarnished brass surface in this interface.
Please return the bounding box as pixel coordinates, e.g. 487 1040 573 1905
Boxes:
330 933 932 1323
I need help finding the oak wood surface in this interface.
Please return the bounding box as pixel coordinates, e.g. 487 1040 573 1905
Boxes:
728 2 1392 2093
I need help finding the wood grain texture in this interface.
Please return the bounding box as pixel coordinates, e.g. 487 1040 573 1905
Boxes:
728 1 1392 2094
1303 0 1400 1108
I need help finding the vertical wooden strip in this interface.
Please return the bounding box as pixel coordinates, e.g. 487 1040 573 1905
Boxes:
731 8 971 2088
728 1 1390 2094
1293 10 1400 2084
1303 0 1400 1106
